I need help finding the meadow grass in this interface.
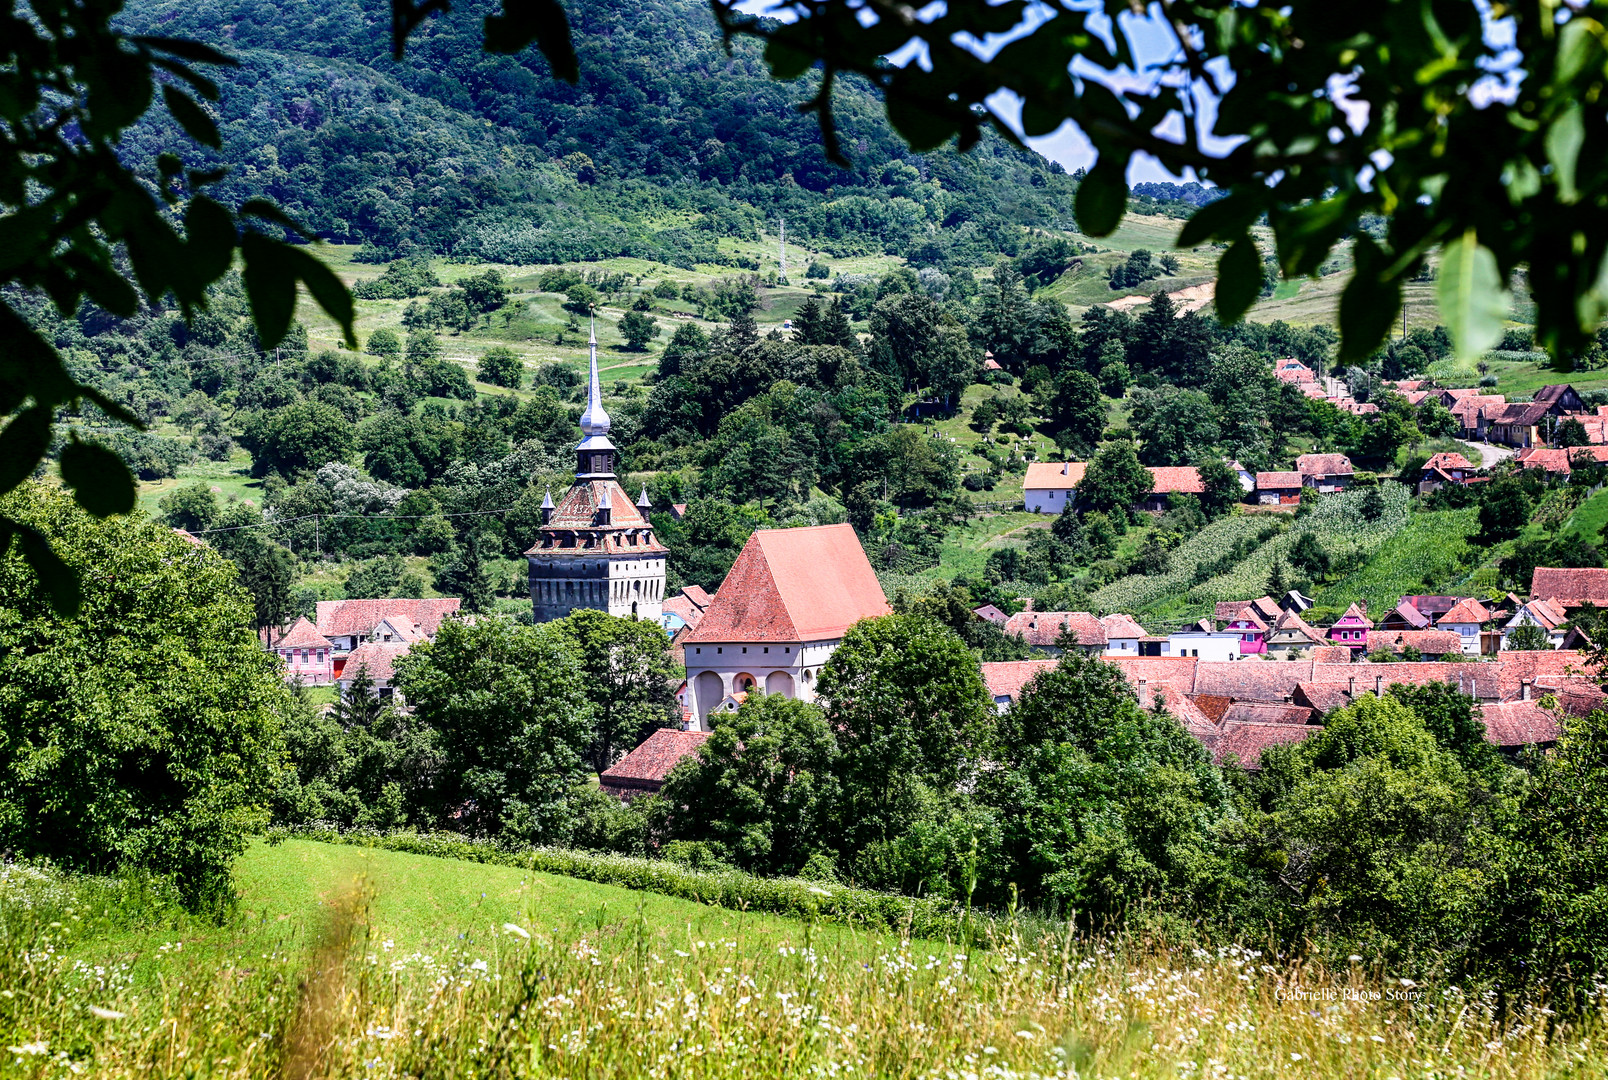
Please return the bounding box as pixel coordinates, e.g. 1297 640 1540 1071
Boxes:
1 842 1600 1078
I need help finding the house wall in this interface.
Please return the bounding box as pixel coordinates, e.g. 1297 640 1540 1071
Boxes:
683 639 838 729
1024 487 1073 514
1102 637 1139 657
279 647 332 684
1442 621 1481 656
1162 634 1241 662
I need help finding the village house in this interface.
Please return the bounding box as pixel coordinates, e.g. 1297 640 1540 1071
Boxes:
336 641 410 700
1364 629 1464 660
1504 597 1568 650
1328 602 1373 651
1377 598 1433 631
661 585 712 634
1515 445 1608 478
680 523 890 726
599 728 711 800
1255 471 1304 506
1021 462 1205 514
1099 613 1146 656
1217 596 1286 624
1486 384 1589 448
270 617 335 684
1417 452 1477 494
1228 460 1256 492
1162 619 1245 661
1295 453 1355 493
1222 611 1269 655
313 598 462 656
1264 610 1325 657
1437 597 1495 656
1530 566 1608 609
1454 395 1506 438
1002 610 1107 655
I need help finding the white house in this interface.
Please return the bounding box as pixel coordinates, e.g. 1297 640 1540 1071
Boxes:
680 524 891 727
1163 619 1245 662
1503 598 1567 650
1437 597 1491 656
1022 461 1086 514
1100 613 1145 656
1227 460 1256 493
314 598 462 654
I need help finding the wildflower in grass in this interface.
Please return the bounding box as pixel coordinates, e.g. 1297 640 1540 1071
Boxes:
502 923 530 939
86 1006 125 1019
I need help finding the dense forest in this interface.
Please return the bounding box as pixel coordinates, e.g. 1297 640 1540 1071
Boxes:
115 0 1084 264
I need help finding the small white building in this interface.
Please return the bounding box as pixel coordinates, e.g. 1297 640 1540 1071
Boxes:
1100 613 1145 656
1503 598 1566 650
680 524 891 728
1437 597 1491 656
1022 461 1086 514
1162 619 1245 662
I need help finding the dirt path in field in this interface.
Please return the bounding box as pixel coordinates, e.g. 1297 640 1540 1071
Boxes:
1107 280 1216 314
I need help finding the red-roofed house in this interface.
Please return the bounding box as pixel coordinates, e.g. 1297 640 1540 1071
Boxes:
1099 613 1146 655
1222 611 1269 655
1530 566 1608 608
1503 598 1567 649
1215 722 1318 768
1295 454 1355 493
681 524 891 727
1438 597 1494 656
980 659 1060 711
1003 611 1107 654
1328 602 1373 651
314 598 463 653
1364 629 1464 660
336 642 409 700
272 617 335 684
1255 471 1304 505
1023 460 1085 514
1140 466 1204 511
662 586 712 633
1418 452 1477 494
600 728 711 800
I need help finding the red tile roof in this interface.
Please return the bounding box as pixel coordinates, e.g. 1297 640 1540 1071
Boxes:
273 616 332 650
980 659 1059 701
1296 453 1355 476
1215 721 1318 767
1293 681 1352 712
1423 452 1475 472
1438 598 1491 624
1333 602 1374 629
315 599 462 639
1100 613 1147 639
1256 471 1303 489
524 478 669 557
1004 610 1106 647
973 604 1009 624
1147 466 1204 494
1531 566 1608 606
1481 701 1562 747
1222 702 1318 726
1309 646 1354 663
681 584 712 609
1366 629 1464 655
338 642 409 685
1517 597 1569 631
1023 461 1086 490
682 524 890 643
1381 601 1431 629
1192 663 1309 701
600 728 710 791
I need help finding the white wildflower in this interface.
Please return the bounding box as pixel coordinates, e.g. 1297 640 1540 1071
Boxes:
87 1007 125 1020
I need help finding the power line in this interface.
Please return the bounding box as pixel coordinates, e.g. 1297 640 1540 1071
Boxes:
192 504 525 536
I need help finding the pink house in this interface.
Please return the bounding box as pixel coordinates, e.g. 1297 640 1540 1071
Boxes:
271 616 335 684
1328 602 1374 652
1223 612 1269 655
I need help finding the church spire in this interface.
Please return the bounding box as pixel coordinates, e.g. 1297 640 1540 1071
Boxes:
575 310 617 479
578 313 610 438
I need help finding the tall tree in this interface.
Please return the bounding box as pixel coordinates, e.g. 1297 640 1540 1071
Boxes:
548 608 681 777
1048 370 1106 456
1077 439 1152 523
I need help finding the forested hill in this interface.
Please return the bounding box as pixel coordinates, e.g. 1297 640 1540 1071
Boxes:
117 0 1079 263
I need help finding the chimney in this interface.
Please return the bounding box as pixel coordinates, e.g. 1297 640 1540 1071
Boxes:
1062 462 1069 475
1137 679 1148 708
1522 679 1533 701
1375 674 1384 696
1348 676 1355 696
1471 678 1477 700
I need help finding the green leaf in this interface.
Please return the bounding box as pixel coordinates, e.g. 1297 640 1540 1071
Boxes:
133 35 239 66
60 441 136 517
1546 102 1584 203
1436 229 1511 361
886 91 961 153
285 246 358 349
483 0 579 81
1075 156 1127 238
0 408 51 496
240 232 296 349
184 196 237 286
240 200 316 241
1214 236 1262 324
1177 189 1260 249
1338 236 1402 362
12 521 82 617
1553 18 1597 87
764 39 814 81
162 85 221 149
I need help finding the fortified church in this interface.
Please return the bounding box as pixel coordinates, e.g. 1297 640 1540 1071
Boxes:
526 319 667 623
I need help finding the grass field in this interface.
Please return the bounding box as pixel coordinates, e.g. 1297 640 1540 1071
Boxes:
9 838 1600 1079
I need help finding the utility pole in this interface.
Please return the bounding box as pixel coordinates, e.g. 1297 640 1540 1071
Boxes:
778 216 787 283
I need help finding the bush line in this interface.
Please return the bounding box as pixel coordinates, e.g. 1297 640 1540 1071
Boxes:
268 826 998 944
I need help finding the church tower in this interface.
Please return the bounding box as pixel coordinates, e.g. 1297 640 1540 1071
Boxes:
526 319 668 623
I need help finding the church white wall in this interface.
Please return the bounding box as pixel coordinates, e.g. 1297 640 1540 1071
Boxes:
683 638 840 730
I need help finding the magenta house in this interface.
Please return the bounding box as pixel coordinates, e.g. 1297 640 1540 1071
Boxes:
1328 602 1374 652
1224 612 1269 655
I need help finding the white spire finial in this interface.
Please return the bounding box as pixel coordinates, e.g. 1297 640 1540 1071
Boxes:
578 312 610 437
636 484 651 508
541 487 554 510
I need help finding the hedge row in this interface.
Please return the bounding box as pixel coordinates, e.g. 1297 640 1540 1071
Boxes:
268 826 1000 945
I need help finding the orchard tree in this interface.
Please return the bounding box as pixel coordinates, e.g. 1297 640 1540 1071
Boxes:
657 693 841 876
477 346 524 388
548 608 681 777
0 485 288 909
1077 439 1152 524
395 617 591 844
620 310 661 351
816 614 994 852
237 400 353 478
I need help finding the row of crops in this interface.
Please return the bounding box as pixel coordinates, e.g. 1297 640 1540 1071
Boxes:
1090 513 1277 613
